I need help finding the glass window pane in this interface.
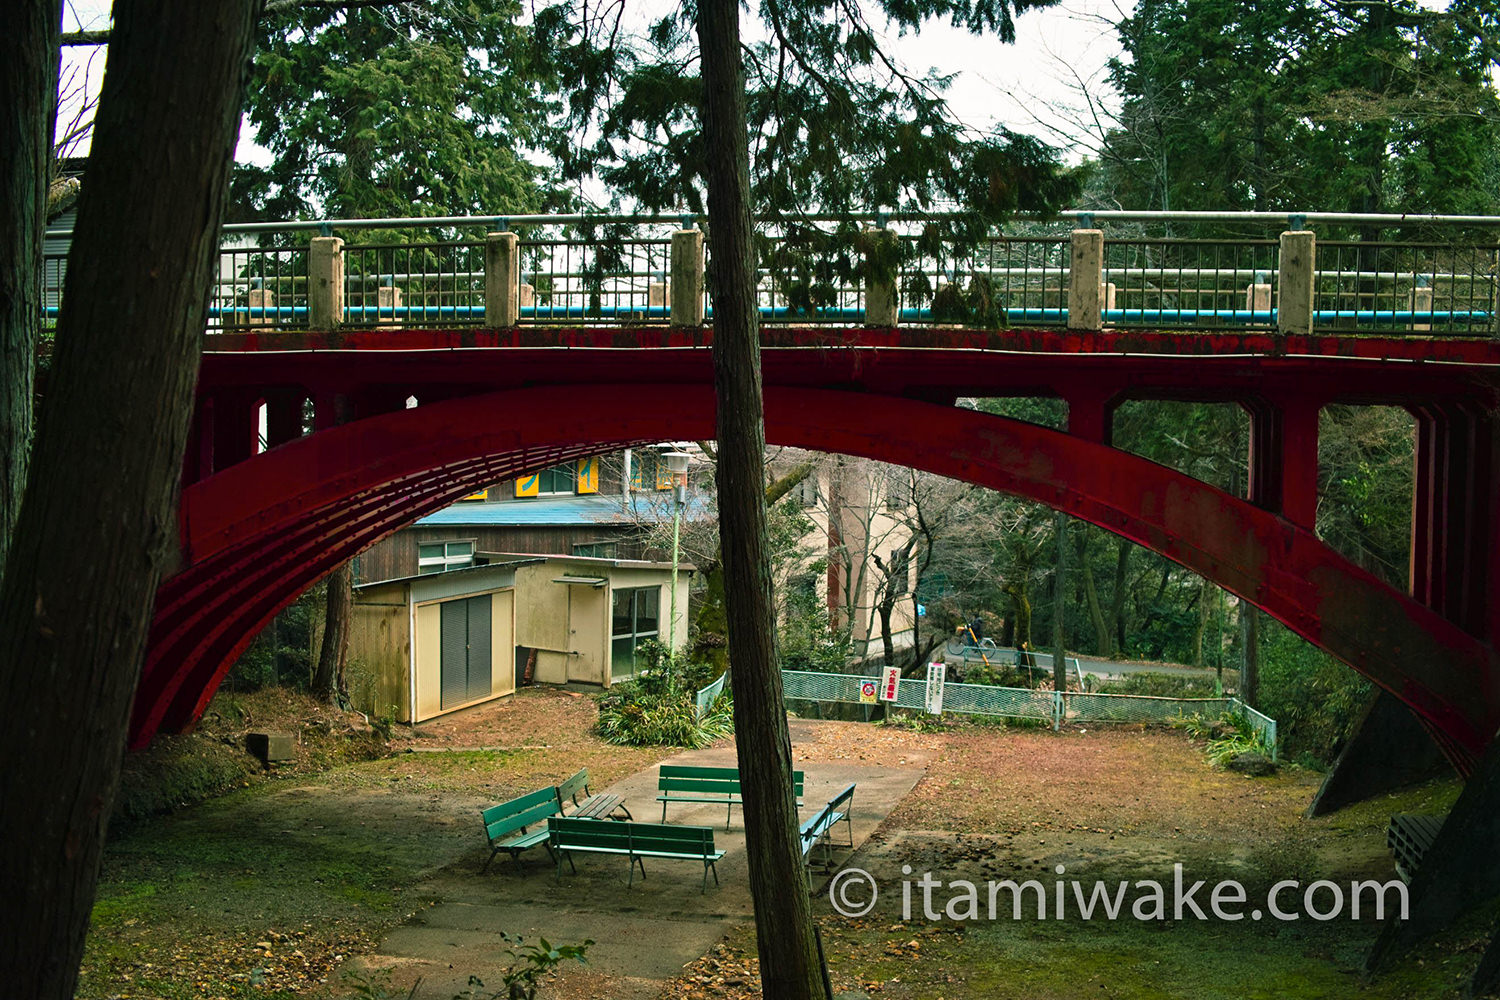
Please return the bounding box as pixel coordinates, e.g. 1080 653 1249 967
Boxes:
611 589 634 638
634 587 659 635
612 636 637 676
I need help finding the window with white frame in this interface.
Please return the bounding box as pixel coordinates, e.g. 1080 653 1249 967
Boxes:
610 586 661 675
418 540 476 575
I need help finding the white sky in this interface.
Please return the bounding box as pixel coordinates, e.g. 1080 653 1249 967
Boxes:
59 0 1129 171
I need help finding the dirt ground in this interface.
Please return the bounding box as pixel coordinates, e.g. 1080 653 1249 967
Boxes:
80 691 1478 1000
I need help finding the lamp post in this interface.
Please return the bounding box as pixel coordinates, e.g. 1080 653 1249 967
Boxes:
663 451 692 658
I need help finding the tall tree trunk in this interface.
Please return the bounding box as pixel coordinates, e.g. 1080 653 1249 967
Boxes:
695 4 827 998
0 2 258 996
1191 578 1211 667
1076 525 1109 655
1241 601 1260 704
1051 512 1069 693
0 0 59 580
313 562 352 702
1110 537 1131 656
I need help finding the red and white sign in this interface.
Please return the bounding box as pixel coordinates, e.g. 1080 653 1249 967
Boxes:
860 680 879 705
879 666 901 702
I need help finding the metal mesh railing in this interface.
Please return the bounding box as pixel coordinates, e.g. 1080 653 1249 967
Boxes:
1229 697 1279 760
1313 240 1499 335
1104 238 1280 329
343 241 486 327
694 671 728 720
211 244 310 331
520 235 673 324
43 212 1500 337
756 230 865 323
899 234 1071 327
780 670 1278 751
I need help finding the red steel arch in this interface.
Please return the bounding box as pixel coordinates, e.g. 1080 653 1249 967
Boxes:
135 384 1500 769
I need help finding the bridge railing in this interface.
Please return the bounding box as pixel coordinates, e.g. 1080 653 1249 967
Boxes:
42 211 1500 336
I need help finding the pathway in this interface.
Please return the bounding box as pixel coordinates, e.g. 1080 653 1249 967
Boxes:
354 722 926 998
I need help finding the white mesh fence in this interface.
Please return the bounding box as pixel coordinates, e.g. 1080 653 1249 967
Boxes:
781 669 1278 757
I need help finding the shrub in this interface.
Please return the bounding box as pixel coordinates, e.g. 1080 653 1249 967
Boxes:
1255 619 1370 763
595 679 733 749
1095 671 1221 699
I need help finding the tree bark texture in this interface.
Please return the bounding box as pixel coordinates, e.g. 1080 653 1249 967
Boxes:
313 561 353 702
1110 538 1131 656
0 1 259 995
695 3 828 997
1241 602 1259 704
0 1 60 580
1076 525 1110 655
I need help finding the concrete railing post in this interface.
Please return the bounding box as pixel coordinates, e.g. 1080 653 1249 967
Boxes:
1067 229 1104 331
862 227 899 327
247 286 276 329
485 231 520 327
1410 279 1433 333
1277 231 1315 335
308 236 344 330
377 282 403 328
1245 271 1273 315
670 229 705 326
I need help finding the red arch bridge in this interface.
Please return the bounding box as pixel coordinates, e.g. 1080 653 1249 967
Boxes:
116 211 1500 778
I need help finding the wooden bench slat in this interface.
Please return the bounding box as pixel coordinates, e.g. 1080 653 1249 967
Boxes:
548 817 725 891
480 785 564 872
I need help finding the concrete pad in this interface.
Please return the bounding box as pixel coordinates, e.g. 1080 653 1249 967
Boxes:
360 733 925 998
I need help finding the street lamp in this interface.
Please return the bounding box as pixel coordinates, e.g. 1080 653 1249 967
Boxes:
663 450 692 657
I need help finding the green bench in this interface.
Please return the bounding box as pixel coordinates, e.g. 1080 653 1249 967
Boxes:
557 767 631 821
800 783 856 869
548 816 726 892
657 765 804 828
480 786 561 871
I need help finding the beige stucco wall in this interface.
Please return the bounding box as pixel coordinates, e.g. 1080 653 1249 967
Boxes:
411 586 515 722
776 456 919 661
510 556 693 688
352 563 523 724
345 582 411 721
513 562 572 684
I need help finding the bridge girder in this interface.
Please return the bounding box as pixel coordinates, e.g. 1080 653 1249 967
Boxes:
135 382 1500 770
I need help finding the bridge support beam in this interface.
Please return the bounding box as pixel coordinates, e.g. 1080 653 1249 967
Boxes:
1245 395 1321 530
1311 405 1497 813
1306 690 1453 817
1365 412 1500 987
208 389 258 473
263 389 305 449
1066 389 1115 445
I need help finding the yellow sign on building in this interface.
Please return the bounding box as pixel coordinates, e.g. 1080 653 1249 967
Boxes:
577 456 599 494
515 474 540 497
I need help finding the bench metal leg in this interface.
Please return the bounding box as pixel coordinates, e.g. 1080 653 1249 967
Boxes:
482 848 498 874
727 800 734 830
662 801 668 823
628 854 646 887
703 860 719 893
